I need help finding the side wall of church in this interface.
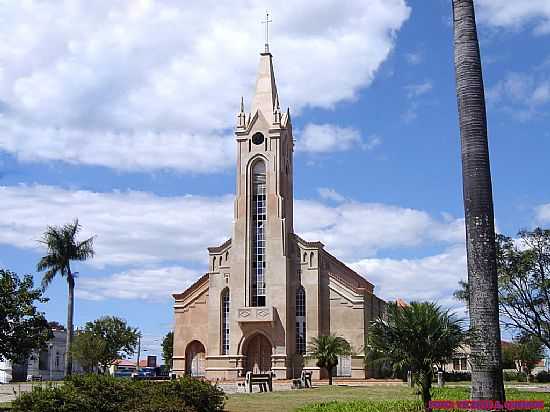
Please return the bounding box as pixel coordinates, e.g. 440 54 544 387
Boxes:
173 288 209 375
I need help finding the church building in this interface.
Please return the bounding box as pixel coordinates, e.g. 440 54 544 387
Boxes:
172 47 386 380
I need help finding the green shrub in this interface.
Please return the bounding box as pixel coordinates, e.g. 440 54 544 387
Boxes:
12 374 225 412
503 370 527 382
443 371 471 382
537 370 550 383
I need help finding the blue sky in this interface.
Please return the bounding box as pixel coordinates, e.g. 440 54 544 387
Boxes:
1 0 549 360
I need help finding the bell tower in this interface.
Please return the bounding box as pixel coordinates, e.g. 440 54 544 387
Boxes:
228 50 295 377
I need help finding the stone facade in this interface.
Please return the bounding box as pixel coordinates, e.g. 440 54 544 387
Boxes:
173 50 385 381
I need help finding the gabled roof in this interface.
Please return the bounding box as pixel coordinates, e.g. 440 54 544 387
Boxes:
207 238 231 253
172 273 209 301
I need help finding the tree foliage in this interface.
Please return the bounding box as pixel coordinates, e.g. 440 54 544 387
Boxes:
71 330 107 373
0 269 52 362
162 331 174 368
307 335 351 385
367 302 465 411
509 335 544 377
455 228 550 350
83 316 139 369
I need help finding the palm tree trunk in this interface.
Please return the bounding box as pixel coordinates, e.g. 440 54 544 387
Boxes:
452 0 505 403
328 368 333 385
65 273 75 377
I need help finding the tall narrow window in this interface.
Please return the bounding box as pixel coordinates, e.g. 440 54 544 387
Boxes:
251 161 266 307
221 288 230 354
296 286 306 355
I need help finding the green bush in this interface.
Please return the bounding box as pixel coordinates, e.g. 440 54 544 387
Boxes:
503 370 527 382
12 374 225 412
537 370 550 383
443 371 471 382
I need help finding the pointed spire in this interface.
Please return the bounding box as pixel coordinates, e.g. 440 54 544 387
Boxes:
240 96 244 112
250 52 279 123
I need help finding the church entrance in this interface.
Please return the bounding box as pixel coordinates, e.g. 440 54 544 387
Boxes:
244 333 272 373
185 340 206 377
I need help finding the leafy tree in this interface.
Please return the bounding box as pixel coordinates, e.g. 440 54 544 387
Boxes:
83 316 139 370
47 321 66 331
307 335 351 385
455 229 550 351
71 330 107 373
37 219 95 376
0 269 52 363
452 0 505 403
514 335 544 378
162 331 174 368
368 302 465 412
501 343 517 370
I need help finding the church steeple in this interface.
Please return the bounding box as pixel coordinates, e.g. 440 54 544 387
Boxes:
250 52 279 123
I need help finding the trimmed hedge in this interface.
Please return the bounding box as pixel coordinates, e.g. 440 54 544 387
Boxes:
11 374 225 412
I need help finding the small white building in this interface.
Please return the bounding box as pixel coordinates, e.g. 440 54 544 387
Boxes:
0 329 81 383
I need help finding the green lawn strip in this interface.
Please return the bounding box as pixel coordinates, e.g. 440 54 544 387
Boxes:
295 387 550 412
226 384 417 412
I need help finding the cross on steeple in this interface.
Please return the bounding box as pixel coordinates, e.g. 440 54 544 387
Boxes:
261 11 272 54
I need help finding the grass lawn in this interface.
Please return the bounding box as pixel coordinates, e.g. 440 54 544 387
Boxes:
226 384 417 412
226 384 550 412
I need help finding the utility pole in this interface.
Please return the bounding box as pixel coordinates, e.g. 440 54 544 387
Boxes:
136 334 141 374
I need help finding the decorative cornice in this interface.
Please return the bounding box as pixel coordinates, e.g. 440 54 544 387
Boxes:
292 233 324 249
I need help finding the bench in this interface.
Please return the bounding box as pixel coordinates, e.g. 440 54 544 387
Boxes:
245 371 273 393
292 371 313 389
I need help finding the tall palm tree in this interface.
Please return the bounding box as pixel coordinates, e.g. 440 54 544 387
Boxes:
307 335 351 385
452 0 505 403
367 302 465 412
37 219 95 376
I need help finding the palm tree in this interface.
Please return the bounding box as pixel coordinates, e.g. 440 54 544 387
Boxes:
368 302 465 412
307 335 351 385
37 219 95 377
452 0 505 403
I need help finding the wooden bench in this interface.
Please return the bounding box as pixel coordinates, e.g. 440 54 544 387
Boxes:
245 371 273 393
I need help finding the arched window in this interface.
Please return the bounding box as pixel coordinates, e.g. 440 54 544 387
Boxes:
212 256 216 270
225 251 229 261
303 252 307 262
251 160 266 307
221 288 230 355
309 252 314 267
219 255 223 266
296 286 306 355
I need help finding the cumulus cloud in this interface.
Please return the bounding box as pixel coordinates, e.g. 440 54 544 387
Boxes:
318 187 347 203
535 203 550 224
0 184 463 268
0 185 233 267
486 69 550 119
0 0 410 172
405 81 433 98
297 124 364 153
476 0 550 35
77 266 198 301
351 245 467 306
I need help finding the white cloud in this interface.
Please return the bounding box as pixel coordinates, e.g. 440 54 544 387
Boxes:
486 70 550 119
476 0 550 35
318 188 347 203
405 51 422 65
297 124 363 153
405 81 433 98
0 0 410 172
351 245 467 306
535 203 550 224
0 185 233 267
0 184 463 269
77 266 198 301
295 200 465 260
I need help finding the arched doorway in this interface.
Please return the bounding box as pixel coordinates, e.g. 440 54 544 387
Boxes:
244 333 272 373
185 340 206 377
